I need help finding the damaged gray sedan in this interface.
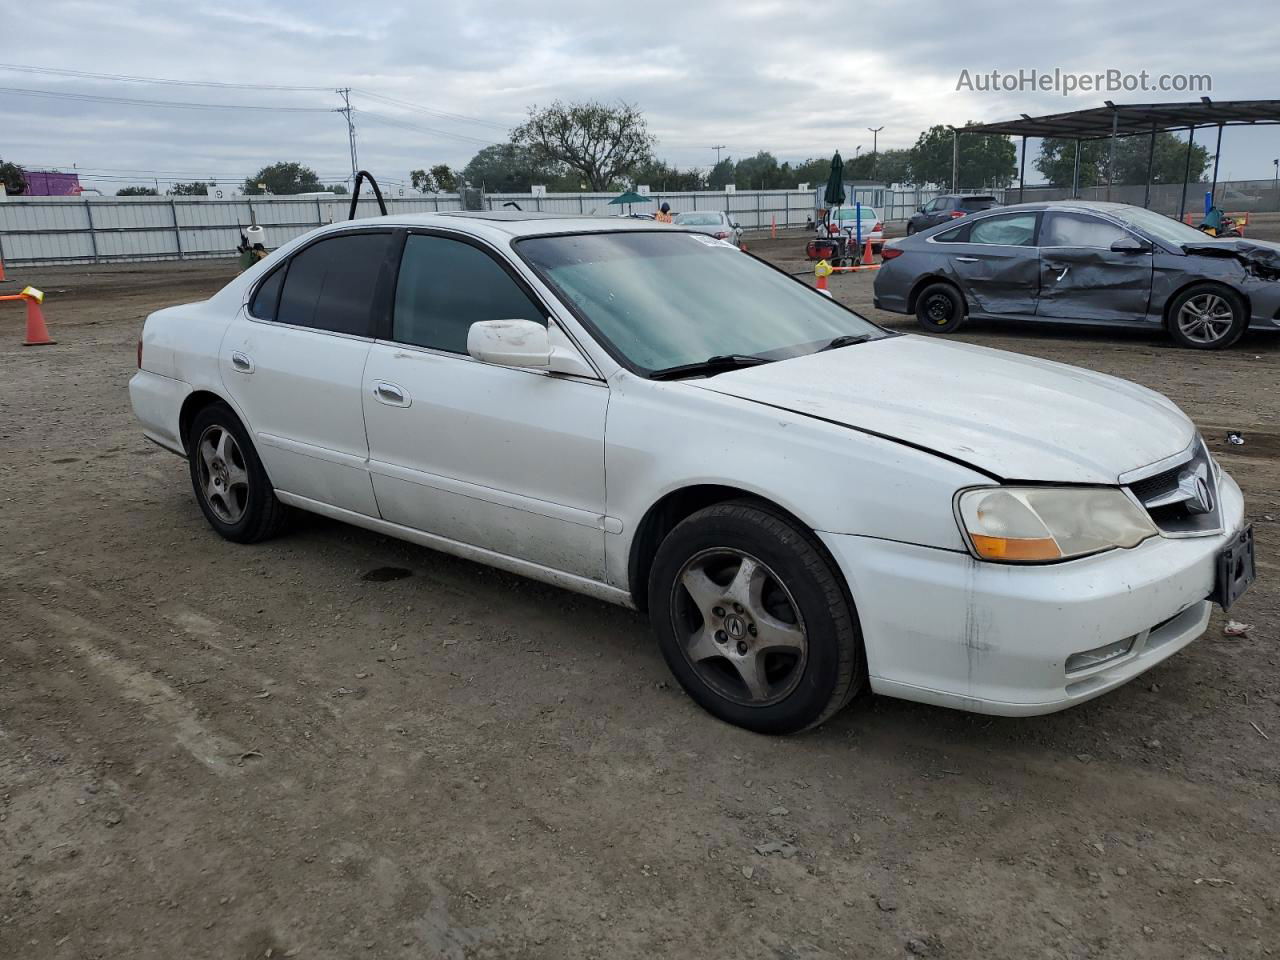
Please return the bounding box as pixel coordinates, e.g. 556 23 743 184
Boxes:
873 200 1280 349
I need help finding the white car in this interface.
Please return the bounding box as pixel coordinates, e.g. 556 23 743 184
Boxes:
672 210 743 247
820 206 884 247
130 211 1254 734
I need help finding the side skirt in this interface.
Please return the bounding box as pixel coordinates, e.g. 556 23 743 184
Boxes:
274 491 637 610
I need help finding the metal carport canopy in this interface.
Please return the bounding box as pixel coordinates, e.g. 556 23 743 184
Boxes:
962 99 1280 140
957 99 1280 216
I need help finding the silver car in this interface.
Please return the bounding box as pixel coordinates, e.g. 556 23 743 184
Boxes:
673 210 743 246
873 200 1280 350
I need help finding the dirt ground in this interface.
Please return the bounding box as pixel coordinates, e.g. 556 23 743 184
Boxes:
2 243 1278 960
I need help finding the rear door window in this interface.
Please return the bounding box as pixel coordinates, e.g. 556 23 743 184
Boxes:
968 213 1038 246
392 234 545 354
1040 213 1130 248
275 232 393 336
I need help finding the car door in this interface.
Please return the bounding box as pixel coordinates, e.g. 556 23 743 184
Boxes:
221 230 394 516
1036 212 1154 322
912 198 939 231
926 197 952 228
939 211 1041 315
362 230 608 581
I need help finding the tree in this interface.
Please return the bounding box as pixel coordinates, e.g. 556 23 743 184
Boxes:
910 123 1016 188
0 157 26 195
708 157 735 189
168 181 211 196
430 164 457 192
116 186 159 196
462 143 565 193
631 159 705 192
733 151 783 190
242 162 323 195
1035 133 1210 188
513 100 655 191
327 183 349 196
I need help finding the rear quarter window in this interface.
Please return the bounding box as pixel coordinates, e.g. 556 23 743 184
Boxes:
249 266 285 320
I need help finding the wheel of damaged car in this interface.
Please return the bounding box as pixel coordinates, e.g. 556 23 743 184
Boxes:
1167 284 1246 350
648 500 864 734
187 402 288 544
914 282 965 333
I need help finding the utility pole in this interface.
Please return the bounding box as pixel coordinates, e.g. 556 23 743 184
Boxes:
710 145 726 165
867 126 883 180
335 88 359 184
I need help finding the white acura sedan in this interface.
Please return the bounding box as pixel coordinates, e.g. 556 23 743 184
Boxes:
130 211 1255 734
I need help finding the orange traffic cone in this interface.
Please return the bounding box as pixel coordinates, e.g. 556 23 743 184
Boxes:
21 286 54 346
861 236 875 265
814 259 833 297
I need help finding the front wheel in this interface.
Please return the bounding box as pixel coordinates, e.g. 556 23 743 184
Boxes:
648 501 864 734
1168 285 1246 349
914 281 966 333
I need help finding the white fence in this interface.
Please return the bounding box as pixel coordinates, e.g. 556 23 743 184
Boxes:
0 186 1022 267
0 189 821 267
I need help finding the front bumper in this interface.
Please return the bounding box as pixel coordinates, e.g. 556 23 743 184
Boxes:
818 471 1245 716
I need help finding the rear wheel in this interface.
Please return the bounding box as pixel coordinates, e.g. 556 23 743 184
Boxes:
188 402 287 543
648 501 864 734
914 281 965 333
1168 285 1246 349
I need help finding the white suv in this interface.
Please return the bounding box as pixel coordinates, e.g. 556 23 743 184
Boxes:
130 211 1254 733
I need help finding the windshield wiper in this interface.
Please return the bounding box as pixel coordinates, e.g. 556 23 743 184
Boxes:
817 334 874 352
649 354 773 381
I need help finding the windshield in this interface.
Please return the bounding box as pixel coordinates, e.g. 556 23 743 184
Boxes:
674 213 724 226
517 231 886 375
834 208 879 221
1114 206 1212 246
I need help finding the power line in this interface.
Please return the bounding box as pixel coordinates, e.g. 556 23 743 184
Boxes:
352 89 509 131
0 62 332 92
0 85 332 112
356 109 497 147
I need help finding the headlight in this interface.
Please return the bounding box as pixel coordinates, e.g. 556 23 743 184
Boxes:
955 487 1157 563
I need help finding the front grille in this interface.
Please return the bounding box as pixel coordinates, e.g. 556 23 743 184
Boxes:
1124 440 1221 535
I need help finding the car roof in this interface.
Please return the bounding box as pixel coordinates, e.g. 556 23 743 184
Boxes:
339 210 670 237
969 199 1147 217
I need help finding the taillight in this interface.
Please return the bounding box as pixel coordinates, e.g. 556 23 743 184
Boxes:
950 210 966 218
881 246 904 260
873 222 883 232
713 231 729 239
137 338 143 369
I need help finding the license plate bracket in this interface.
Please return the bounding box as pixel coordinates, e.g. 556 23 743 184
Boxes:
1214 525 1255 610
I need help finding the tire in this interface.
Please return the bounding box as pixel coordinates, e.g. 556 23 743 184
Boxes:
905 223 916 236
914 281 966 333
1167 284 1247 350
187 402 288 543
647 500 864 734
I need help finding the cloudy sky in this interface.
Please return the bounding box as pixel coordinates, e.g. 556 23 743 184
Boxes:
4 0 1278 193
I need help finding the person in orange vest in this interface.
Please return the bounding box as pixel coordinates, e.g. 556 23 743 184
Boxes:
655 202 673 224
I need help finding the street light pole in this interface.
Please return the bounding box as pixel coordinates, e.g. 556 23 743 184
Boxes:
867 126 884 180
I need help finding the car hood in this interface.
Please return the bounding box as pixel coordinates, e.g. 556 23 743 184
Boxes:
1180 236 1280 275
690 335 1195 483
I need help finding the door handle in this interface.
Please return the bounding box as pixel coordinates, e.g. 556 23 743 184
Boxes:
230 351 254 373
1056 266 1070 281
372 381 410 407
955 256 979 263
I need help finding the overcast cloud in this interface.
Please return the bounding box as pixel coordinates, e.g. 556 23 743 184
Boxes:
4 0 1278 192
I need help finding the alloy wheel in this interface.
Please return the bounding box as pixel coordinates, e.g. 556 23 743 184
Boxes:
1176 293 1235 345
196 424 250 524
670 548 808 706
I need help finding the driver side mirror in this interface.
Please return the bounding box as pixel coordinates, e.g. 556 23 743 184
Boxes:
1110 236 1150 254
467 319 595 377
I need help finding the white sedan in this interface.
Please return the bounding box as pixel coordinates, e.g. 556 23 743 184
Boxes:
130 211 1254 734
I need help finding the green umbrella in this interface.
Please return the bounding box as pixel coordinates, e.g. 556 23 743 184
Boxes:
823 152 845 209
609 190 651 205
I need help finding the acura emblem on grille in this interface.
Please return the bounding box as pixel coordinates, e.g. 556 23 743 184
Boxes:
1177 465 1215 515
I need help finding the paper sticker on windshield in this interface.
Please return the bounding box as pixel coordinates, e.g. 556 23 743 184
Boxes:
688 233 735 248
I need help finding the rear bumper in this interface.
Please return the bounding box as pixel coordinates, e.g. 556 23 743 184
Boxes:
818 472 1245 716
129 369 190 455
